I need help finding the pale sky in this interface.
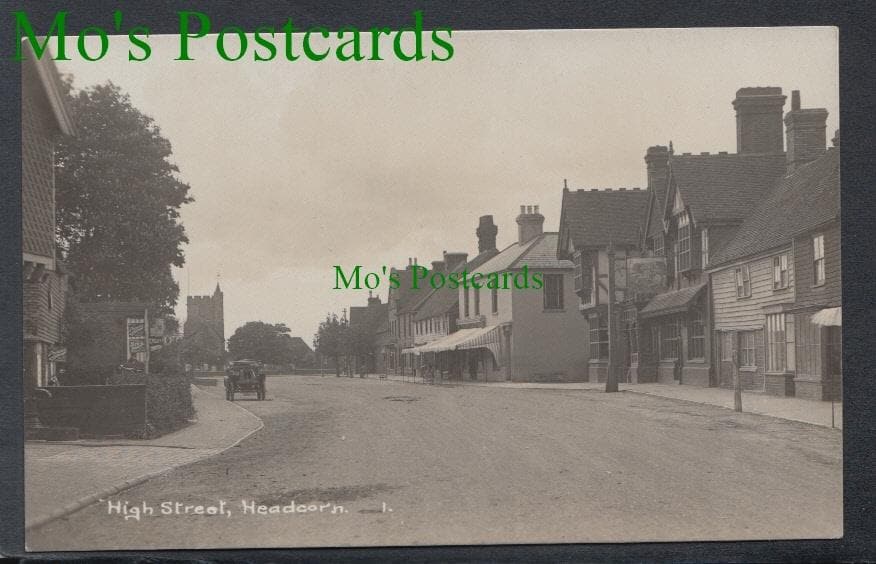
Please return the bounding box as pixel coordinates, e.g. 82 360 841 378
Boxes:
55 27 839 343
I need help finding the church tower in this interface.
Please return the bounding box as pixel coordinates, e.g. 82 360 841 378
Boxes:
184 281 226 370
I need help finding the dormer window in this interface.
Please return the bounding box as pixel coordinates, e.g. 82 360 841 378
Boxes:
677 212 691 271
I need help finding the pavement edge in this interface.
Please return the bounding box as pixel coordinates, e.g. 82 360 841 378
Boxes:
24 385 264 534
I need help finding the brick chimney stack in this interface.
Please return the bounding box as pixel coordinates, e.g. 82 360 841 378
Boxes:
784 90 829 172
367 290 381 307
644 145 670 192
732 87 786 154
476 215 498 253
443 251 468 272
516 204 544 244
431 260 446 273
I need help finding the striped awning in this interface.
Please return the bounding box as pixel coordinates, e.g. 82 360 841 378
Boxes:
811 307 841 326
402 324 507 360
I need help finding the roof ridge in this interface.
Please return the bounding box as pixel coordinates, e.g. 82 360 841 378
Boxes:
507 233 549 270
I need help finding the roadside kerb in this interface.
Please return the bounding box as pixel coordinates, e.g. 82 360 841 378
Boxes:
25 385 263 532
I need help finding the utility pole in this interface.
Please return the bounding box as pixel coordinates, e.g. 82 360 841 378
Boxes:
733 332 742 412
143 306 151 374
606 242 618 392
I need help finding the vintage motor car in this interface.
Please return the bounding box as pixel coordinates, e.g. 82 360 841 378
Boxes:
224 360 266 401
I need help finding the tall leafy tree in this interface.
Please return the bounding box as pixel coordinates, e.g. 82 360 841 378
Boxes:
228 322 298 365
55 80 192 313
313 313 348 377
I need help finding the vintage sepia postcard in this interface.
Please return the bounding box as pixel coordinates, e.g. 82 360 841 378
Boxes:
19 24 841 551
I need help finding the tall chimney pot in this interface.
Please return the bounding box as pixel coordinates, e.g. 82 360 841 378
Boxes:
784 92 828 172
516 204 545 244
732 87 786 154
476 215 498 254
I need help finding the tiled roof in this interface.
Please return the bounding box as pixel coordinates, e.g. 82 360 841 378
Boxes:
668 152 788 223
413 249 498 321
560 188 650 248
639 283 707 318
394 268 423 313
289 336 314 355
474 233 571 275
709 148 840 266
350 302 388 333
645 182 668 239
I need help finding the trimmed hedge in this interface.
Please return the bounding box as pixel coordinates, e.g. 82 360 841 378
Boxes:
106 372 195 437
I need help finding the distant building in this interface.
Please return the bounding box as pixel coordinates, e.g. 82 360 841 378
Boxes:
348 292 389 374
405 216 500 378
184 283 225 370
385 262 420 375
22 46 76 391
288 336 316 368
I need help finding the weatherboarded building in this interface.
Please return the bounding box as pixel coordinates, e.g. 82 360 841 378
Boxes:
22 48 76 391
708 91 839 399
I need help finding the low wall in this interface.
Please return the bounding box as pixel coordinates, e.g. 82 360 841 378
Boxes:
37 385 147 437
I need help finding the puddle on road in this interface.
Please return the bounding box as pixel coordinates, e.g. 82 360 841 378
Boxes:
256 483 397 506
382 396 420 402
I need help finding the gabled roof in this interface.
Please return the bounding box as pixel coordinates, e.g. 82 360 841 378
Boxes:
709 148 839 267
559 188 650 249
474 233 571 275
413 248 499 321
393 268 422 314
644 180 669 240
23 42 76 136
349 301 388 333
289 336 314 355
665 152 787 224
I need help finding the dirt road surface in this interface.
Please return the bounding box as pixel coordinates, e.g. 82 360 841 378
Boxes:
27 375 842 550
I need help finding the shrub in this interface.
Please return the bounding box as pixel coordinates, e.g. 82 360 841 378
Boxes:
107 371 195 437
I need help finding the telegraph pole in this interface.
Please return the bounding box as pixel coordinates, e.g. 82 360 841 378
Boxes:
606 242 618 392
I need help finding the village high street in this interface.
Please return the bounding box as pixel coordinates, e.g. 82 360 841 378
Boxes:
26 375 842 550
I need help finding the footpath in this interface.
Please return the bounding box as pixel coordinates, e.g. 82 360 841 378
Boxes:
25 385 263 531
360 372 842 430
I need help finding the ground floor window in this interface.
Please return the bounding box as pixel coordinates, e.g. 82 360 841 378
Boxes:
660 318 680 360
766 313 795 372
795 313 823 378
688 309 705 360
739 330 758 368
590 314 608 360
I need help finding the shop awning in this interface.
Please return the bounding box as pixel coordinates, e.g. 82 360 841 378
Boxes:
454 324 506 361
402 324 506 359
811 307 841 326
639 283 707 319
